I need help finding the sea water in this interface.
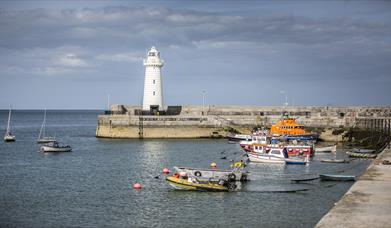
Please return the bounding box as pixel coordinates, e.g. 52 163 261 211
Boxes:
0 110 370 227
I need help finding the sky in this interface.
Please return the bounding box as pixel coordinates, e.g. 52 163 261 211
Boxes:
0 0 391 109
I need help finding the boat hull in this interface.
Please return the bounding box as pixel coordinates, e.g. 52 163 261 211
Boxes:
320 174 355 181
37 138 56 144
41 146 72 152
4 135 16 142
247 152 285 163
285 158 307 165
175 167 247 181
166 176 229 191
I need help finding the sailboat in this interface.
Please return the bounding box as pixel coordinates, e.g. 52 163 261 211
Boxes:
4 105 16 142
37 109 56 143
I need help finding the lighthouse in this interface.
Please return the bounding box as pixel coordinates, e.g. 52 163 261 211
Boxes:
142 46 164 112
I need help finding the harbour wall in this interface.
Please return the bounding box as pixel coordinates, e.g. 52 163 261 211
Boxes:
96 105 391 139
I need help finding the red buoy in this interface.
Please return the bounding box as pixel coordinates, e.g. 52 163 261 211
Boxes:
163 168 170 174
133 183 142 190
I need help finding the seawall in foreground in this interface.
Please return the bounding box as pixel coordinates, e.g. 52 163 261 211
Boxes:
315 144 391 228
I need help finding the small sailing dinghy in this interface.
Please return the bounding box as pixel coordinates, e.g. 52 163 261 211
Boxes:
37 109 56 143
40 141 72 152
4 105 16 142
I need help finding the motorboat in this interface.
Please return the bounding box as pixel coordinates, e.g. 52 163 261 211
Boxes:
270 117 318 142
315 145 337 153
166 174 236 191
228 133 252 142
319 174 355 181
40 141 72 152
37 109 56 144
353 148 375 154
174 164 248 181
247 148 289 163
4 105 16 142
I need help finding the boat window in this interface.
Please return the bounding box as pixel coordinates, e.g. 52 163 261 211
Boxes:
270 150 280 155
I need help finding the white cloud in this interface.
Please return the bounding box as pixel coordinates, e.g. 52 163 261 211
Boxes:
96 53 142 63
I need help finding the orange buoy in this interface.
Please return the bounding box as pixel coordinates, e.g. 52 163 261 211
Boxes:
163 168 170 174
133 183 142 190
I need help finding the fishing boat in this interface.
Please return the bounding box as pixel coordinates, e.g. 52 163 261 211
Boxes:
166 173 236 191
319 174 355 181
315 145 337 153
174 165 248 181
247 148 289 163
4 105 16 142
270 117 318 141
353 148 375 154
346 151 377 158
40 141 72 152
37 109 56 143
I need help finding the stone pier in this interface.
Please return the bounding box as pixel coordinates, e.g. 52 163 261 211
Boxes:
96 105 391 139
315 143 391 228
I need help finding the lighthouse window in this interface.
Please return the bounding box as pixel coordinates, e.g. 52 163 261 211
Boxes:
153 80 155 84
153 91 155 95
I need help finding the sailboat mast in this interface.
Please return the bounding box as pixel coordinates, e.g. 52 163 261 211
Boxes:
6 105 11 134
38 109 46 140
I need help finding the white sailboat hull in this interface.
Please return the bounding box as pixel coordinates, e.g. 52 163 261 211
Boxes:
37 137 56 144
41 145 72 152
4 134 16 142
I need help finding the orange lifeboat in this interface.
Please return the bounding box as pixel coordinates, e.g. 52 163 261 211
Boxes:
270 118 309 136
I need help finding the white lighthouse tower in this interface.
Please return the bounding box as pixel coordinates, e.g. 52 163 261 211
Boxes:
142 46 164 112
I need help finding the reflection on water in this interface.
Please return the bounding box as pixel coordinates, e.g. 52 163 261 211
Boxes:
0 111 371 228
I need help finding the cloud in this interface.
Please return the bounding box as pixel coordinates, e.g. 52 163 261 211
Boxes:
96 53 142 63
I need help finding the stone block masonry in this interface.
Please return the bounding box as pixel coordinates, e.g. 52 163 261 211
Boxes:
96 105 391 139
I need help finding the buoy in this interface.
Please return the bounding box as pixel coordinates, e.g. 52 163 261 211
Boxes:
163 168 170 174
133 183 142 190
210 162 217 168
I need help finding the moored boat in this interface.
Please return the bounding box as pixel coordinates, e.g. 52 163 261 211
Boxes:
315 145 337 153
174 164 248 181
227 134 251 142
270 117 318 142
4 105 16 142
353 148 375 154
321 159 349 163
247 148 289 163
319 174 355 181
37 109 56 144
346 151 377 158
40 141 72 152
166 174 236 191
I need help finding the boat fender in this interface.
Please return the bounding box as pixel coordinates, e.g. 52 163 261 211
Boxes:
194 171 202 177
228 173 236 181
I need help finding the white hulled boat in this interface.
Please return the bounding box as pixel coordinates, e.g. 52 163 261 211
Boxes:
4 105 16 142
40 141 72 152
247 147 289 163
37 109 56 143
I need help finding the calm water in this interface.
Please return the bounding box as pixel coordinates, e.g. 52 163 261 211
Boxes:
0 110 370 228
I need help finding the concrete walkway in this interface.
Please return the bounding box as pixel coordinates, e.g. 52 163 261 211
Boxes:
316 144 391 228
